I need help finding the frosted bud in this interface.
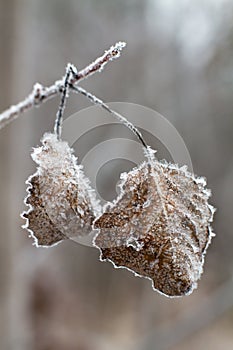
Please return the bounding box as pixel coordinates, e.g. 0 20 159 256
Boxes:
94 159 215 297
22 133 101 247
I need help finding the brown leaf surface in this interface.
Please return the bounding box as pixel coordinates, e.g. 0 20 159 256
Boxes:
22 133 101 247
94 160 215 297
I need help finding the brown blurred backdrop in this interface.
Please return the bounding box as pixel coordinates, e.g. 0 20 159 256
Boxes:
0 1 233 349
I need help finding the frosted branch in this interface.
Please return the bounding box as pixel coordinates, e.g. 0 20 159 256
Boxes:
54 64 74 139
0 42 126 130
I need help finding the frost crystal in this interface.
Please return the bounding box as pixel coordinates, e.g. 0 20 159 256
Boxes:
94 159 215 297
22 133 101 247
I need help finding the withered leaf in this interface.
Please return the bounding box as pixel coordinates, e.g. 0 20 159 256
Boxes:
94 159 215 297
22 133 101 247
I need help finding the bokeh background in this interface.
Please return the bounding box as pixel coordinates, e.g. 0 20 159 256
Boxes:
1 0 233 349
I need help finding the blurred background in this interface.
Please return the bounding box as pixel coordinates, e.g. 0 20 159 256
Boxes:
1 0 233 349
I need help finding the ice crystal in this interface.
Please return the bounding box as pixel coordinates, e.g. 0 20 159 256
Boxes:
94 158 215 297
22 133 101 247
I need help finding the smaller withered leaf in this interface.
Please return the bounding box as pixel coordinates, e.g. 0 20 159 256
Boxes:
94 159 215 297
22 133 101 247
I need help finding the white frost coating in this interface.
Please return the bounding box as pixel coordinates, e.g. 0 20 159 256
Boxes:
22 132 101 247
94 152 215 297
76 41 126 78
0 83 44 129
0 41 127 131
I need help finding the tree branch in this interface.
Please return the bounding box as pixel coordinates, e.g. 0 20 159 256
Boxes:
0 41 126 130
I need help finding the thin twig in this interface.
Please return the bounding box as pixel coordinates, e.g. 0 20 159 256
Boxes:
71 85 148 149
0 42 126 130
54 64 75 139
70 42 126 83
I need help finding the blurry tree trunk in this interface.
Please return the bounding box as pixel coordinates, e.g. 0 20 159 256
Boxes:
0 1 38 349
0 1 16 349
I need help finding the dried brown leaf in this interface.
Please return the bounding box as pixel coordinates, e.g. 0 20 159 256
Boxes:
94 159 215 297
22 133 101 247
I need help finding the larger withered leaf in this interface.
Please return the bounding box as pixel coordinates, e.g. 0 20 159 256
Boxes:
94 159 215 297
22 133 101 247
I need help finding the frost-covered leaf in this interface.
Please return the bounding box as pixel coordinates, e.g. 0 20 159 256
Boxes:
94 159 215 297
22 133 101 247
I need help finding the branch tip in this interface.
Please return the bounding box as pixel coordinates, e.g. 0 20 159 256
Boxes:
0 41 127 130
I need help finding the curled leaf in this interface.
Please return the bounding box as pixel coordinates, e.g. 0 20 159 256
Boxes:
22 133 101 247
